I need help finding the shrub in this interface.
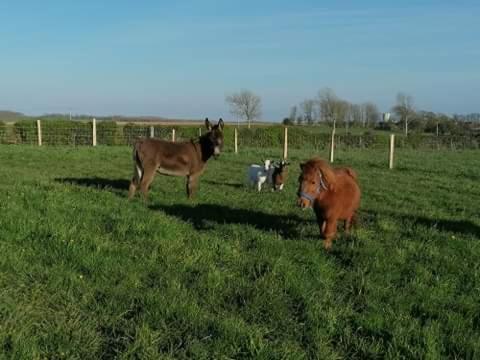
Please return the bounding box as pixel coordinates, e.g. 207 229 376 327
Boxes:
0 121 6 144
97 121 119 145
14 120 37 144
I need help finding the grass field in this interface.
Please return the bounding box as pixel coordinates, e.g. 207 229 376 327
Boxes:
0 145 479 359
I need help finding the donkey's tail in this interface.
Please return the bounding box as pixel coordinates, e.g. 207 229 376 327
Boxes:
132 142 144 184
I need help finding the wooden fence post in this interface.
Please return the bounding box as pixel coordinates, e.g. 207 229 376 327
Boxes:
37 120 42 146
150 126 154 138
389 134 395 169
234 128 238 154
329 128 335 163
283 127 288 159
92 118 97 146
172 128 176 142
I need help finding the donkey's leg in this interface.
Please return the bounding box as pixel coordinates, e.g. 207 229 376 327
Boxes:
139 165 156 202
186 173 200 199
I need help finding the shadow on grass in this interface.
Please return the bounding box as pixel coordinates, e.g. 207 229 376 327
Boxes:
203 180 245 189
408 216 480 237
150 203 312 240
55 177 129 194
363 208 480 238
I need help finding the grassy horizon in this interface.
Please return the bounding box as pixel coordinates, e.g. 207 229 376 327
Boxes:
0 145 479 358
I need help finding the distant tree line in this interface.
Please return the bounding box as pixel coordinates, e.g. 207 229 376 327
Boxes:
282 88 380 129
282 89 480 136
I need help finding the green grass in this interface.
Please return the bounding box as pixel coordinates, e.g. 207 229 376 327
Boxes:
0 145 479 359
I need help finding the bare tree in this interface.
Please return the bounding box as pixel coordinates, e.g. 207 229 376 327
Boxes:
318 88 338 127
392 92 415 135
335 100 350 127
225 90 262 128
289 106 297 125
318 88 350 131
364 102 380 127
345 103 357 133
301 99 316 125
350 104 363 125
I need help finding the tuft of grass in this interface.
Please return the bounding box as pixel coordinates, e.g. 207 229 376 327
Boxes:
0 145 479 358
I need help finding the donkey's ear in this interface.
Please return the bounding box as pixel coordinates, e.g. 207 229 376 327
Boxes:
205 118 212 130
217 118 224 131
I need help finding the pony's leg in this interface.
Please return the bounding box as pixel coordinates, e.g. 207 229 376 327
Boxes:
128 158 142 200
346 212 358 233
139 165 156 202
344 218 352 234
128 177 138 200
322 218 338 250
314 210 326 237
186 174 199 199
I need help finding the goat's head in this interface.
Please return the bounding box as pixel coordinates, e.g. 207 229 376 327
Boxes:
272 160 289 191
260 159 271 171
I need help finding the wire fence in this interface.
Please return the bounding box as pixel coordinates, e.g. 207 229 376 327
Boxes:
0 120 479 151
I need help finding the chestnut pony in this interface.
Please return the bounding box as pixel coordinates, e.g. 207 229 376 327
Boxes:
128 118 224 200
297 158 360 250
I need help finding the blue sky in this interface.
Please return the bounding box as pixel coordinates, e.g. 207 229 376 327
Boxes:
0 0 479 120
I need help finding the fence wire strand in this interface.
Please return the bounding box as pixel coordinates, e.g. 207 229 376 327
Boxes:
0 122 478 150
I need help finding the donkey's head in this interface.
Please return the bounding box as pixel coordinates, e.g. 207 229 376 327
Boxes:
203 118 225 159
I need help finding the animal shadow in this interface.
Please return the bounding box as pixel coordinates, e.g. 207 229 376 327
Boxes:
203 180 244 189
150 203 309 240
56 177 129 194
407 216 480 237
363 209 480 238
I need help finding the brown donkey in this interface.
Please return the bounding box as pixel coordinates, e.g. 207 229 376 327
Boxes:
297 158 361 250
128 118 224 200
